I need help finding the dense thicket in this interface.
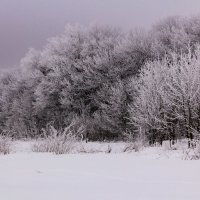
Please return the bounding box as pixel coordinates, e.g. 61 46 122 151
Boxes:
129 48 200 144
1 16 200 142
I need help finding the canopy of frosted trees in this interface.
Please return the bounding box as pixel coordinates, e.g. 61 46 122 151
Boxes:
1 16 200 142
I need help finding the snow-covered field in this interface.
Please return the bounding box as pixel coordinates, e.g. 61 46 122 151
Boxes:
0 141 200 200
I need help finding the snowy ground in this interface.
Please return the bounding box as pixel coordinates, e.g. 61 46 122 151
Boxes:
0 141 200 200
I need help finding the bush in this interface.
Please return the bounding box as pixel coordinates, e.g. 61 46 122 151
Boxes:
79 143 112 154
183 140 200 160
123 141 143 153
32 122 85 154
0 136 12 155
122 131 145 152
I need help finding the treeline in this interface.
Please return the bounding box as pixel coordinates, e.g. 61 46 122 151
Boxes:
1 16 200 142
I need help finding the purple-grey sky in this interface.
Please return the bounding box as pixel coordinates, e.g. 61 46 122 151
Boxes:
0 0 200 69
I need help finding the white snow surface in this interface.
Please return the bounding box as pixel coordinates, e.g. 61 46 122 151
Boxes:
0 141 200 200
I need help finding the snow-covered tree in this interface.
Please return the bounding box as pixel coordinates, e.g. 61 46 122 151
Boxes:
130 46 200 144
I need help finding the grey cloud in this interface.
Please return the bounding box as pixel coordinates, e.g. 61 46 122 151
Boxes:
0 0 200 69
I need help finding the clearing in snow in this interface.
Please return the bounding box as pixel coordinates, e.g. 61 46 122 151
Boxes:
0 141 200 200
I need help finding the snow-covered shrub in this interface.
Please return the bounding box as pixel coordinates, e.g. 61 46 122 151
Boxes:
192 143 200 160
123 140 144 153
162 141 178 151
32 121 85 154
0 136 12 155
183 140 200 160
122 131 145 152
79 143 112 154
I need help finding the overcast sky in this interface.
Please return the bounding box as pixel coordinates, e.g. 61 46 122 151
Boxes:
0 0 200 69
